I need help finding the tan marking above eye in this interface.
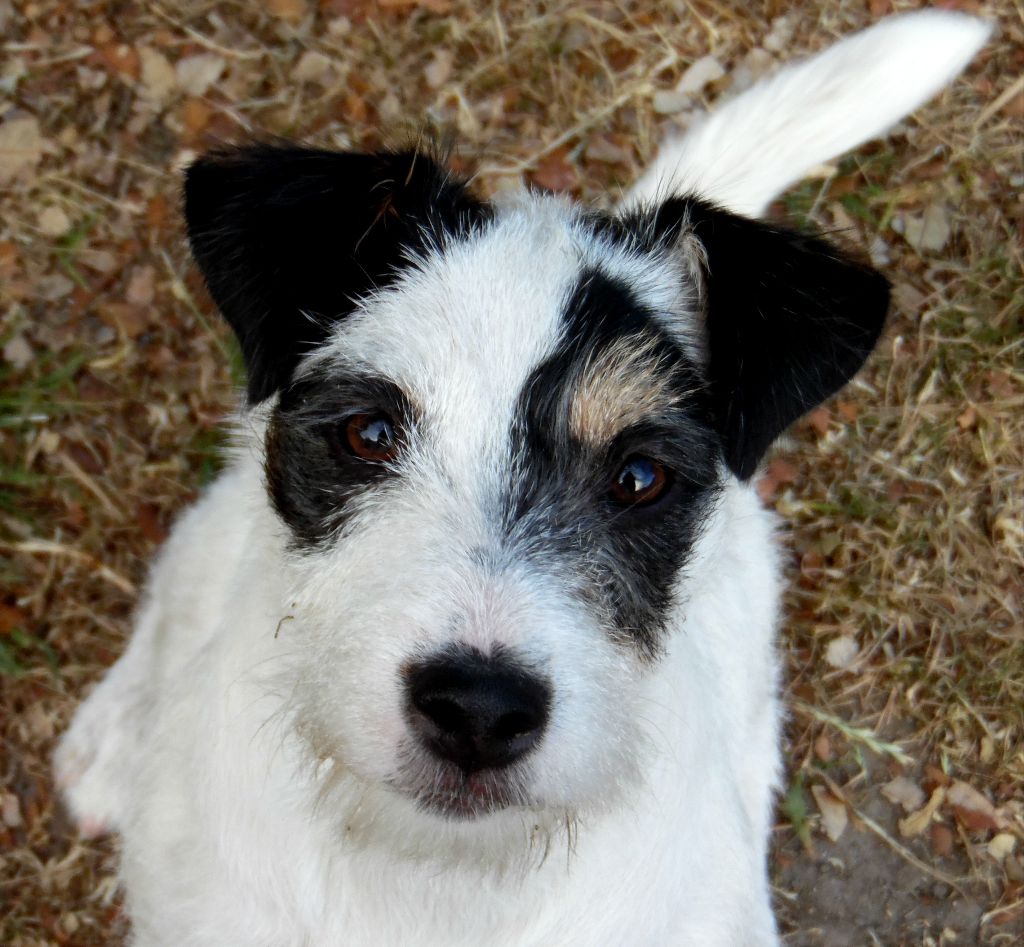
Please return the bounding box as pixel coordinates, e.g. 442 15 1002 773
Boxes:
568 333 681 445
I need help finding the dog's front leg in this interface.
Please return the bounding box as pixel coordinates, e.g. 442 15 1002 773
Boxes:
54 586 165 838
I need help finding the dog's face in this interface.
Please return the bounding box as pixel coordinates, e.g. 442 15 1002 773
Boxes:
185 147 887 847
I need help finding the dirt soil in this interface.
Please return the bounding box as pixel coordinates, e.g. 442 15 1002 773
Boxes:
1 1 1022 945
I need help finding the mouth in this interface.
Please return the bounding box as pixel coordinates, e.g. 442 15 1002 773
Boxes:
395 762 530 820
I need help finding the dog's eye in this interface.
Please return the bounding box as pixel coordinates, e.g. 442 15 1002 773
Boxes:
343 413 400 463
609 456 670 505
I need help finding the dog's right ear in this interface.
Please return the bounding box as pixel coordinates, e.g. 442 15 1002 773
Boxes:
184 146 489 403
624 197 889 481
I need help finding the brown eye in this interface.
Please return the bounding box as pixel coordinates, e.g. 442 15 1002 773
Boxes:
610 456 670 505
344 413 400 462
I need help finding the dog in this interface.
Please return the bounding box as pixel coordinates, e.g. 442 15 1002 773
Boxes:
55 11 989 946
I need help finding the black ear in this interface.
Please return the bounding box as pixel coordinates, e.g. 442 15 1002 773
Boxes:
647 198 889 480
184 145 489 402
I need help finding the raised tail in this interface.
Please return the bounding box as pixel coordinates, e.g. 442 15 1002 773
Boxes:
623 11 992 217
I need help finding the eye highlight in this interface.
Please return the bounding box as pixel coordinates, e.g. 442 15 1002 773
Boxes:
609 456 670 506
343 413 400 463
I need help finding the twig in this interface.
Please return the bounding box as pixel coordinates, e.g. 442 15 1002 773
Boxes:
790 700 913 765
58 452 121 517
855 805 965 893
974 74 1024 130
478 86 644 177
0 540 135 595
981 898 1024 927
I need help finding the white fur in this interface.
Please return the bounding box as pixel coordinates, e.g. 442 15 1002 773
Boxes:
56 12 989 946
626 11 993 216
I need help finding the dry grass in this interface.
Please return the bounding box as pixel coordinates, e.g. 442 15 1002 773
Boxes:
1 0 1021 943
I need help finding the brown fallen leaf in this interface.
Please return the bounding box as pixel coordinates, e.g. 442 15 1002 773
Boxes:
898 786 945 838
97 301 149 339
3 335 33 370
935 0 983 13
175 53 226 97
924 764 952 791
0 603 28 635
882 775 926 813
1 792 22 828
320 0 375 21
378 0 452 12
835 401 859 423
138 47 177 105
986 370 1015 399
147 194 169 232
988 833 1018 862
987 902 1024 927
291 51 332 85
585 134 631 165
957 405 978 430
65 442 106 476
531 148 578 194
0 240 16 272
1002 88 1024 119
824 634 858 671
948 779 999 832
96 42 140 80
136 504 169 545
126 265 156 306
0 114 44 184
37 273 75 301
1006 855 1024 882
38 205 72 237
755 456 798 503
180 98 214 137
811 784 848 842
902 203 952 253
268 0 308 22
930 822 955 857
342 92 368 124
424 49 454 90
891 280 926 316
805 406 831 437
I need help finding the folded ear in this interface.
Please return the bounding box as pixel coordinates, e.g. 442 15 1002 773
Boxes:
184 146 489 402
642 198 889 480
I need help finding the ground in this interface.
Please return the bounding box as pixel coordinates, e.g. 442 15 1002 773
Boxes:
0 0 1021 944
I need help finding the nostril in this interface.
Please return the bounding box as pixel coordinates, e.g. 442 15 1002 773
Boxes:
493 709 539 741
415 694 468 736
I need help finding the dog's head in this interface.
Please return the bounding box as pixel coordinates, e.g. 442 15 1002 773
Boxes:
185 146 887 854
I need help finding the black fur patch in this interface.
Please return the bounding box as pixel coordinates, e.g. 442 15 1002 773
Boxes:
508 269 721 657
184 146 491 403
265 371 417 548
616 198 890 480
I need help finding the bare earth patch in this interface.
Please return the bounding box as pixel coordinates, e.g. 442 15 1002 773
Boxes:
1 1 1021 944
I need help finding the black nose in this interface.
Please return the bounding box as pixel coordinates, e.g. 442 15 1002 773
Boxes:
405 648 551 773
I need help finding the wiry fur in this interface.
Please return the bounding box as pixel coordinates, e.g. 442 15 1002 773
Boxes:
569 332 684 445
56 12 989 946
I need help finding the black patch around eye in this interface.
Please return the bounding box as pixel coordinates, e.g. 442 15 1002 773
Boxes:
265 373 415 548
507 266 721 659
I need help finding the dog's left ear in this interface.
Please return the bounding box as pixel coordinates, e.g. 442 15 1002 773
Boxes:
647 198 889 480
184 145 489 403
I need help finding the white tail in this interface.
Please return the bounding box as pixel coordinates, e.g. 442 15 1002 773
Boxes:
624 11 992 217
